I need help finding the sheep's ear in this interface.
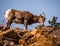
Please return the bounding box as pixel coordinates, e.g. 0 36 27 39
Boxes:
42 12 45 17
39 14 42 16
39 12 45 17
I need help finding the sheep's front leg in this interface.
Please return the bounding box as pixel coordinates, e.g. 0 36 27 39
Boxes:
24 20 28 30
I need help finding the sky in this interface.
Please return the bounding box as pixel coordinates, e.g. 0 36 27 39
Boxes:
0 0 60 30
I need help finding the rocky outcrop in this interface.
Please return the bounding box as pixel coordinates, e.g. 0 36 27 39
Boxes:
0 26 60 46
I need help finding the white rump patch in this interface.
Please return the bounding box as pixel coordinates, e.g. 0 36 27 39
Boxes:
5 9 12 18
5 9 12 19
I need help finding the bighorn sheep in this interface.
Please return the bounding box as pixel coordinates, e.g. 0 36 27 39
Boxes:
4 9 45 30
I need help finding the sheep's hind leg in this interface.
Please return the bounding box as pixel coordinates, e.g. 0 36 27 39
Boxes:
2 20 12 31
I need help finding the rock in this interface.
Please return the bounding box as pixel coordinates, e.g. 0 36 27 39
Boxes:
0 26 60 46
30 28 43 35
47 33 54 39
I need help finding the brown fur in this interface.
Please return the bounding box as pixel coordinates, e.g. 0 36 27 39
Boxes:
5 9 45 30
